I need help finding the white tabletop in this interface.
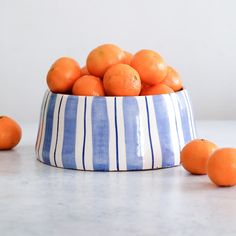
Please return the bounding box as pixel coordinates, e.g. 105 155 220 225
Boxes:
0 121 236 236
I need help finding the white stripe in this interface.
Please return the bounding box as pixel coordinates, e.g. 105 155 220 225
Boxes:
84 96 93 171
164 95 181 166
49 95 62 166
106 97 117 171
35 91 49 153
38 92 51 162
146 96 162 168
170 93 185 149
75 96 85 170
136 97 153 169
55 95 67 168
116 97 127 170
183 90 197 138
181 90 194 139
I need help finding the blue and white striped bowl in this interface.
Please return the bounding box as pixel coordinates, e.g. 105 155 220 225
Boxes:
35 89 196 171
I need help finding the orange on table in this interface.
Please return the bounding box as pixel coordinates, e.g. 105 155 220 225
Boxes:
140 83 173 96
0 116 22 150
80 66 90 77
123 51 133 65
162 66 183 91
207 148 236 187
72 75 105 96
86 44 125 77
130 49 168 85
103 64 141 96
180 139 218 175
47 57 80 94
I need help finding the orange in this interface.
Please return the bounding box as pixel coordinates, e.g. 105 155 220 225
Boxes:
141 82 150 90
0 116 22 150
80 66 90 76
86 44 125 77
207 148 236 187
180 139 218 175
130 49 168 85
123 51 133 65
72 75 105 96
103 64 141 96
162 66 183 91
140 83 173 96
47 57 81 93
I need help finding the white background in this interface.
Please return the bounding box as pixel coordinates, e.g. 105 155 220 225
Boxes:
1 0 235 123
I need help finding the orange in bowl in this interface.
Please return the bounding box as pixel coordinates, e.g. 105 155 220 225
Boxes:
72 75 105 96
47 57 81 94
80 66 90 77
131 49 168 85
162 66 183 92
86 44 125 77
140 83 174 96
103 64 141 96
123 51 133 65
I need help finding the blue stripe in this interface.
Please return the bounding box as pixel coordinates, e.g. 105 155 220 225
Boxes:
82 97 87 170
92 97 109 171
123 97 143 170
114 97 119 171
152 95 175 167
145 97 154 169
42 93 57 164
54 96 63 167
176 91 192 144
61 96 78 169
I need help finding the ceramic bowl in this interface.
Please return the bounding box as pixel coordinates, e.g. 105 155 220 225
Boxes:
35 89 196 171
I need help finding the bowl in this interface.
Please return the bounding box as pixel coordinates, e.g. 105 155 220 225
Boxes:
35 89 196 171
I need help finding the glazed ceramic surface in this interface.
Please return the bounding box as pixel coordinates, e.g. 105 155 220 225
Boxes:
35 90 196 171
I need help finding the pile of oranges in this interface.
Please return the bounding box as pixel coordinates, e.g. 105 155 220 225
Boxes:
180 139 236 187
46 43 183 96
1 43 236 189
44 43 236 187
